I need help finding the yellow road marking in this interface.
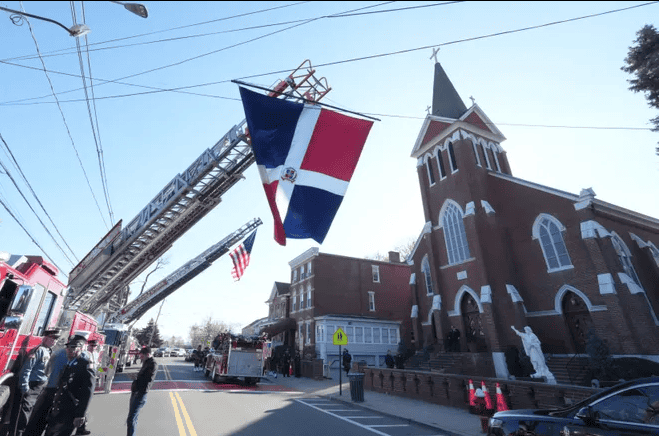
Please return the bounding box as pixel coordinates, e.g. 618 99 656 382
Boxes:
175 392 198 436
169 392 187 436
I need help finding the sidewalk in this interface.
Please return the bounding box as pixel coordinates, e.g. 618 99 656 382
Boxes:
262 367 485 436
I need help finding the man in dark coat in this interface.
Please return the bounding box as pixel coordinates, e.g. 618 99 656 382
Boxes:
44 335 95 436
126 347 157 436
342 349 352 375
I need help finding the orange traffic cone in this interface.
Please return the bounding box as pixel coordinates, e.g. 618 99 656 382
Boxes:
481 381 494 411
495 382 509 412
468 379 476 407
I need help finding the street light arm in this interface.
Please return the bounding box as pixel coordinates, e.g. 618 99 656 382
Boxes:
0 6 74 35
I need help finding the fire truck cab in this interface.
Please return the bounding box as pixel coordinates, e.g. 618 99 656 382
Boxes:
0 252 68 409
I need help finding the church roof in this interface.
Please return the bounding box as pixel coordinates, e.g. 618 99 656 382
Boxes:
432 62 468 119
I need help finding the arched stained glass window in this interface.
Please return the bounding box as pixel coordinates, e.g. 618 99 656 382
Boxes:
612 234 641 285
442 202 471 265
536 216 572 270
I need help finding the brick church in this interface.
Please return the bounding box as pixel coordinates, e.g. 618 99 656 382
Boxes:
408 61 659 378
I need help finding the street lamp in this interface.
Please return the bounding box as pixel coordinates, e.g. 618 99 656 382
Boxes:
110 1 148 19
0 6 90 37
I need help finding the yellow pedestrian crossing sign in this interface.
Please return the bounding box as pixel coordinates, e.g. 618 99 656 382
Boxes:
333 328 348 345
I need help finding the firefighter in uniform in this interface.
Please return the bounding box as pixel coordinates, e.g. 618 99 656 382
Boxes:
9 328 61 436
45 335 95 436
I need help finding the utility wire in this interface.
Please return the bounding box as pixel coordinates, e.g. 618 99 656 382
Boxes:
73 1 115 226
0 133 79 262
0 195 68 278
19 3 109 231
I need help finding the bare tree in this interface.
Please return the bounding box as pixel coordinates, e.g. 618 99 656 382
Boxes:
365 236 417 263
188 316 232 348
138 256 170 296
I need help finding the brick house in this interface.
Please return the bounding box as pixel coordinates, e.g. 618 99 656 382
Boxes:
263 248 412 367
408 61 659 378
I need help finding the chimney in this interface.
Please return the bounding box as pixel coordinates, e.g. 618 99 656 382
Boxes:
388 251 401 263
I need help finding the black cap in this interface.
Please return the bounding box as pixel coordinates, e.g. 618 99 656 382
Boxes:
140 346 151 355
43 328 61 338
66 334 88 346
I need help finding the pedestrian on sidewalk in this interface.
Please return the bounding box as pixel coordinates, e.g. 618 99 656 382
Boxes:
342 349 352 375
75 340 100 436
192 345 202 372
126 347 157 436
385 350 394 369
45 334 95 436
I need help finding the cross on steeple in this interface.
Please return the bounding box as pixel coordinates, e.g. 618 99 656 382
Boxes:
469 96 476 105
426 106 431 115
430 47 440 64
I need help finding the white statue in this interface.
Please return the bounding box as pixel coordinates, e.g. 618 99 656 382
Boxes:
511 326 556 384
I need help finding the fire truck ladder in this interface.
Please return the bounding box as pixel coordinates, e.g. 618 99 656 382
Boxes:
109 218 262 325
64 60 330 317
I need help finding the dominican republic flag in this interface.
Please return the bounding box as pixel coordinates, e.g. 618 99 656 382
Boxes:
230 230 257 281
239 87 373 245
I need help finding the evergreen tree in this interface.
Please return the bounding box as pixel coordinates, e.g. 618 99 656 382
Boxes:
622 24 659 154
134 318 164 348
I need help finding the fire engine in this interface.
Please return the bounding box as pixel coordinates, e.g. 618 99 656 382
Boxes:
0 60 331 406
0 253 104 411
204 332 268 385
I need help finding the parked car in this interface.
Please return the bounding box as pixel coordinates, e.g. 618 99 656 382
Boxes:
154 348 165 357
185 349 194 362
170 349 179 357
488 377 659 436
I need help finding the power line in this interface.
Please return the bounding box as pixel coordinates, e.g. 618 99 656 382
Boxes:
20 5 110 231
0 133 79 262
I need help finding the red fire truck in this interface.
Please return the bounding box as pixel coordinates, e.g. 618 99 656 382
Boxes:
0 252 104 411
204 333 267 385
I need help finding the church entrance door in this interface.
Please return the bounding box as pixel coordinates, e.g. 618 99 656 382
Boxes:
461 293 487 352
562 292 592 354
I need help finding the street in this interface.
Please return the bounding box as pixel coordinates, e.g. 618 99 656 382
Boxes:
83 357 448 436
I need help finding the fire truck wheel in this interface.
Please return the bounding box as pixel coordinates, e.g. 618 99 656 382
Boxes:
204 367 210 377
0 385 10 409
212 367 220 384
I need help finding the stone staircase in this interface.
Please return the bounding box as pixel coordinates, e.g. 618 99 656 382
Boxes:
545 355 590 386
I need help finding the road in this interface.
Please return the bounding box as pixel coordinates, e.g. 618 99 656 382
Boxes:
83 357 448 436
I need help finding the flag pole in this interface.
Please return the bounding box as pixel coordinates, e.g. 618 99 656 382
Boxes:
232 80 381 122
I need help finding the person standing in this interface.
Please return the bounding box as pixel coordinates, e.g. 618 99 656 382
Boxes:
126 347 157 436
24 341 69 436
45 335 95 436
192 345 202 371
74 340 100 436
9 328 60 436
385 350 394 369
342 349 352 375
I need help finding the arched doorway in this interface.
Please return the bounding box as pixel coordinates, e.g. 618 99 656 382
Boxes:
461 293 487 352
562 292 592 353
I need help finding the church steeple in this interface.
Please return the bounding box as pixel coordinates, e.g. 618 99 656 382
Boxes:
431 62 467 119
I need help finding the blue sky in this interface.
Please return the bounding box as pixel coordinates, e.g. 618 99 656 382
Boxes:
1 1 658 341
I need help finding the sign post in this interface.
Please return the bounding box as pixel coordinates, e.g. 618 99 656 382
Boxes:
332 327 348 396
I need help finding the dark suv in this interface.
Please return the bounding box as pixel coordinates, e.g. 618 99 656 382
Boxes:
488 377 659 435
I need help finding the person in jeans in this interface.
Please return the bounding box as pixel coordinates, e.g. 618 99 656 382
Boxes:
127 347 157 436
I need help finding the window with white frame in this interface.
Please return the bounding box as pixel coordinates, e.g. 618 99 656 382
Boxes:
307 261 312 276
441 202 471 265
448 142 458 172
373 327 380 344
426 156 436 185
316 325 324 343
365 327 372 343
307 285 312 308
306 323 311 344
389 328 398 344
422 256 434 295
368 291 375 311
382 328 389 344
355 327 363 343
298 324 304 346
293 269 298 282
612 234 641 285
300 264 305 279
372 265 380 283
299 291 305 309
326 325 335 342
471 140 481 166
345 326 353 343
436 150 447 179
480 142 491 169
534 215 572 271
491 148 502 172
292 295 297 312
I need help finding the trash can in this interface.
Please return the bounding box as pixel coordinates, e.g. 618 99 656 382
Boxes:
348 372 365 402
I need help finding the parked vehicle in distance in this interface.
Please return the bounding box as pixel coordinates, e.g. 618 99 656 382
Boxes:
169 349 179 357
488 377 659 436
185 349 194 361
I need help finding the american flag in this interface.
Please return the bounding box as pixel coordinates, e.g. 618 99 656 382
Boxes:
230 230 257 281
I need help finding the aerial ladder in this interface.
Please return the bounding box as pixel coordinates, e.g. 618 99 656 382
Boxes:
99 218 262 388
63 60 330 319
